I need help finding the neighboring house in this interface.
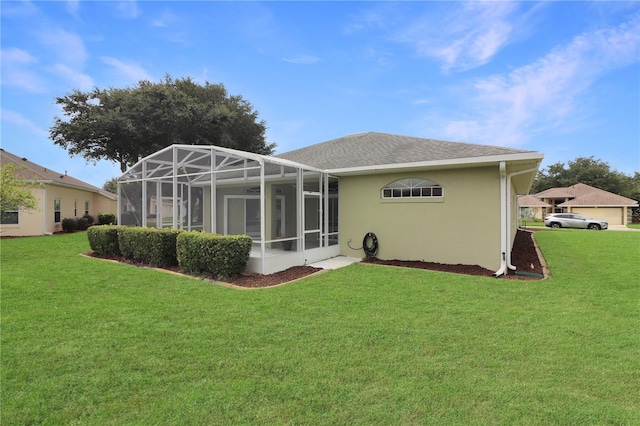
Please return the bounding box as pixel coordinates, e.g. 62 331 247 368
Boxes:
532 183 638 225
118 132 543 276
517 195 551 221
0 149 117 237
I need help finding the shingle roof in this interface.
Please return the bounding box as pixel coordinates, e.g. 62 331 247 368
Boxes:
518 195 551 207
534 187 575 198
0 148 117 200
535 183 637 207
277 132 538 170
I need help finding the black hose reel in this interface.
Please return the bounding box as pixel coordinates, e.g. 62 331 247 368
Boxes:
362 232 378 258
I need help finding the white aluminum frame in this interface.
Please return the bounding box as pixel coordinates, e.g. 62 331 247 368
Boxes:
118 144 339 274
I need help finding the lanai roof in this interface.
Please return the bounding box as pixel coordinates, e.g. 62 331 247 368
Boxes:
278 132 540 171
0 148 116 200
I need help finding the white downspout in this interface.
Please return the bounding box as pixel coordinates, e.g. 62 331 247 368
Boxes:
493 162 508 277
506 165 541 271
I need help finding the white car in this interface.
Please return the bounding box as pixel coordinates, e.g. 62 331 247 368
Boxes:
543 213 608 230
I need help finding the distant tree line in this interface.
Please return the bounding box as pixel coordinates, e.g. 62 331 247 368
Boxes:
531 156 639 202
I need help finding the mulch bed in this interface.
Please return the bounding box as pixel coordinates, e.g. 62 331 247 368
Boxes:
85 251 323 288
86 229 545 288
363 229 545 280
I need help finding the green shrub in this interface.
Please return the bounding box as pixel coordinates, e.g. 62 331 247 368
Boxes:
61 218 78 232
76 217 90 231
177 232 252 278
97 212 117 225
87 225 125 256
83 214 95 226
117 227 182 267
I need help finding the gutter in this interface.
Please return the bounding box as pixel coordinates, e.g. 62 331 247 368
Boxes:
493 163 541 277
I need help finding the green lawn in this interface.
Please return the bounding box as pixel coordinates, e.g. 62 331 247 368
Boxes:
2 231 639 425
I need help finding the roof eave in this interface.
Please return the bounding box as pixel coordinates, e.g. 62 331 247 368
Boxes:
326 152 544 176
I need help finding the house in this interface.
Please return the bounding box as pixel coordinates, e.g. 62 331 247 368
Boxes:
117 132 543 276
531 183 638 225
517 195 551 221
0 149 117 236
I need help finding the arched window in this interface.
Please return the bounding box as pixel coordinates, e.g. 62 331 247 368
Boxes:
381 178 443 199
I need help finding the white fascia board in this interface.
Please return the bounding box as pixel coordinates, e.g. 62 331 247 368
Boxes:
326 152 544 176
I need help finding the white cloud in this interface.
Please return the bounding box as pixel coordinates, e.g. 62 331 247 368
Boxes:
66 0 80 18
114 0 140 20
0 48 47 92
435 12 640 146
1 47 37 64
402 2 519 72
100 57 152 82
1 110 49 138
39 29 88 68
150 9 177 28
51 64 94 90
282 55 321 65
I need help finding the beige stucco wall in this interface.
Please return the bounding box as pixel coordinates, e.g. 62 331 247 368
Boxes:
0 187 46 237
569 207 624 225
0 184 116 237
338 166 503 271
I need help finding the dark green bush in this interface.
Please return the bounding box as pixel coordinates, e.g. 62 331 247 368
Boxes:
87 225 125 256
117 227 182 267
177 232 252 278
76 217 90 231
97 212 117 225
61 217 78 232
83 214 95 226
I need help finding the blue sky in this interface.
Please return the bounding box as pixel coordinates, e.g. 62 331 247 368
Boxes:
2 1 639 188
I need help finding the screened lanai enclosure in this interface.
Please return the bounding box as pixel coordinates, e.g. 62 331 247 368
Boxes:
118 145 339 274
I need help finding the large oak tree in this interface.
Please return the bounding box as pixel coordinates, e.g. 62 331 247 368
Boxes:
50 76 274 172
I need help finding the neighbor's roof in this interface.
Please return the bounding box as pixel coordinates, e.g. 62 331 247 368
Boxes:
518 195 551 207
278 132 541 172
0 148 117 200
535 183 638 207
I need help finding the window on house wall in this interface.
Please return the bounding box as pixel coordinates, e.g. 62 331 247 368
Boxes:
85 201 89 216
74 200 77 217
1 211 19 224
381 178 443 199
54 199 61 223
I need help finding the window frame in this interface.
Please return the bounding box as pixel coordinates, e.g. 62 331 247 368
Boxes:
54 199 61 223
381 178 444 201
1 210 19 225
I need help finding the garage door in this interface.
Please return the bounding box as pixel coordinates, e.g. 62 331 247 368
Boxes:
571 207 623 225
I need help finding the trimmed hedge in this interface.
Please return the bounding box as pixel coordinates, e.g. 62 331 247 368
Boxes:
117 227 183 267
177 232 252 278
87 225 126 256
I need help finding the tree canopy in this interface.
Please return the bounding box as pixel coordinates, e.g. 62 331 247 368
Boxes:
0 164 41 217
103 177 118 194
531 156 639 201
50 76 275 173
